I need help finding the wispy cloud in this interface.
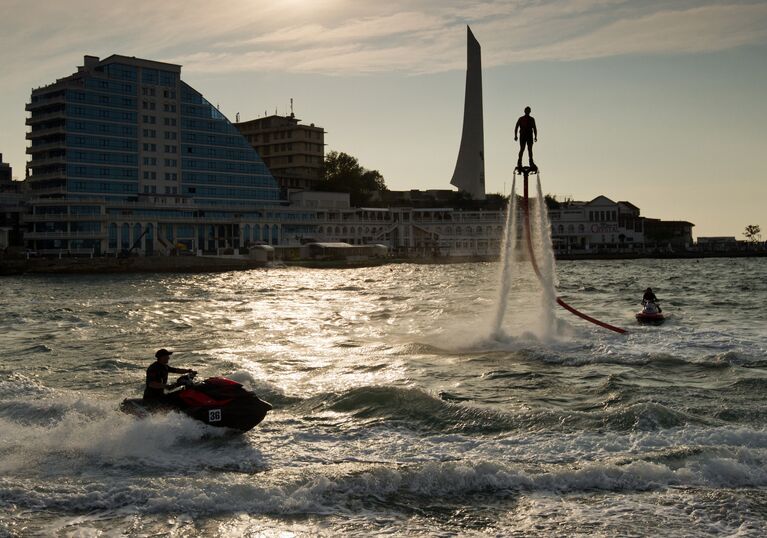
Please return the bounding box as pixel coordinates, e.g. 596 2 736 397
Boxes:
509 3 767 61
1 0 767 80
176 1 767 74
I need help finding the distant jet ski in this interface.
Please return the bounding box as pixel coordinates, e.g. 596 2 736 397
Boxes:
635 301 665 324
120 372 272 432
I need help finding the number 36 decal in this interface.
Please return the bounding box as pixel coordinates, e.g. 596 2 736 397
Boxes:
208 409 222 422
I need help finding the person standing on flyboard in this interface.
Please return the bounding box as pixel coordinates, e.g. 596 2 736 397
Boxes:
515 106 538 170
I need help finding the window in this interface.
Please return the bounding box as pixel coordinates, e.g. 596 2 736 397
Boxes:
142 129 156 137
164 131 177 140
142 143 157 152
164 145 177 153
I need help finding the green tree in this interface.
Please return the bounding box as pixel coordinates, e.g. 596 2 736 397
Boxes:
743 224 761 243
317 151 388 206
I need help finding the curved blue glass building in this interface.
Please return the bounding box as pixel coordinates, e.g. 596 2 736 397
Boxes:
25 55 304 255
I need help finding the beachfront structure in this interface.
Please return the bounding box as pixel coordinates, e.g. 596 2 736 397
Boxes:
312 206 505 257
305 193 692 256
25 54 315 255
0 154 23 250
235 114 325 193
547 196 694 252
451 26 486 201
547 196 645 251
0 153 12 185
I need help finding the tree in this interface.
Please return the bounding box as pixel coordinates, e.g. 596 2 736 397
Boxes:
317 151 388 206
544 194 561 209
743 224 761 243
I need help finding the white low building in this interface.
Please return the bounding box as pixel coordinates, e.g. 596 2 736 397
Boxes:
548 196 646 251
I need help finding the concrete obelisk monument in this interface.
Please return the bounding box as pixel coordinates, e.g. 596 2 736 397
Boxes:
450 26 485 200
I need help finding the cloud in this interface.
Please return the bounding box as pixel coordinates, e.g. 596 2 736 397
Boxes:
174 1 767 75
2 0 767 80
511 3 767 62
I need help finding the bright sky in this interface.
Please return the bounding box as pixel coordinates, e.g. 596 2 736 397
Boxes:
1 0 766 237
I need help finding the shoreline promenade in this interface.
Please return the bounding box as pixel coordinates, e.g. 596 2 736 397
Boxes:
1 249 765 275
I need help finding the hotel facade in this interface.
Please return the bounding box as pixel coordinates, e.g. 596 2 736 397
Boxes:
25 55 314 256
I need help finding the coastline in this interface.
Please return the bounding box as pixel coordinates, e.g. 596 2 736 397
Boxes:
1 250 765 275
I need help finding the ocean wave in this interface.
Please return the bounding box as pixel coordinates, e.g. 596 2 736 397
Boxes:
292 385 706 434
2 452 766 517
388 343 455 356
0 401 263 476
17 344 53 355
296 386 513 434
0 374 54 400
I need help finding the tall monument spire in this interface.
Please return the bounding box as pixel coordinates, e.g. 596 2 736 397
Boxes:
450 26 485 200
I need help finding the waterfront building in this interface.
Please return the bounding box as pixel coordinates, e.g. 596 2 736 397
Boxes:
235 114 325 193
311 204 504 256
0 154 24 251
696 236 738 252
0 153 12 185
25 55 314 255
307 192 694 257
547 196 648 252
643 219 695 250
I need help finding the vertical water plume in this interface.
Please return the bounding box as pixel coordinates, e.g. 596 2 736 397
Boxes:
533 174 558 337
491 177 518 338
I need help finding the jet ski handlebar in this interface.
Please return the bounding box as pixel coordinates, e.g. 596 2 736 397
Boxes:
174 371 198 389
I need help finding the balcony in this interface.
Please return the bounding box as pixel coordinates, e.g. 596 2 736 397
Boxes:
24 214 105 222
26 110 66 125
27 186 68 196
29 155 67 167
24 231 106 240
26 125 66 139
27 141 66 154
28 170 66 182
26 95 66 111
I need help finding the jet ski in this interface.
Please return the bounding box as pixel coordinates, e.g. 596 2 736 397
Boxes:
120 372 272 432
635 301 665 324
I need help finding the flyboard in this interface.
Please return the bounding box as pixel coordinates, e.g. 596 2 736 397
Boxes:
515 165 627 335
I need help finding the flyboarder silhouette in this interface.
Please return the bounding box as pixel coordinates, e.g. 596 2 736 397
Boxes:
515 106 537 170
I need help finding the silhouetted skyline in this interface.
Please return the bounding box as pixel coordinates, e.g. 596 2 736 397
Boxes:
1 0 766 236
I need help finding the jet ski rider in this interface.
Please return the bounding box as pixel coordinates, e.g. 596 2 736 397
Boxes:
642 288 662 312
143 348 196 405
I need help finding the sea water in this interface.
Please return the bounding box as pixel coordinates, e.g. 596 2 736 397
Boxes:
1 258 766 536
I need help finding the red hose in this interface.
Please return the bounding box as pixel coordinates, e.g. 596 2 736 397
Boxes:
521 173 627 335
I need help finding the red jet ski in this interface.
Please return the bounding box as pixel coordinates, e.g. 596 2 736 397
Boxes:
121 372 272 432
635 301 665 324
